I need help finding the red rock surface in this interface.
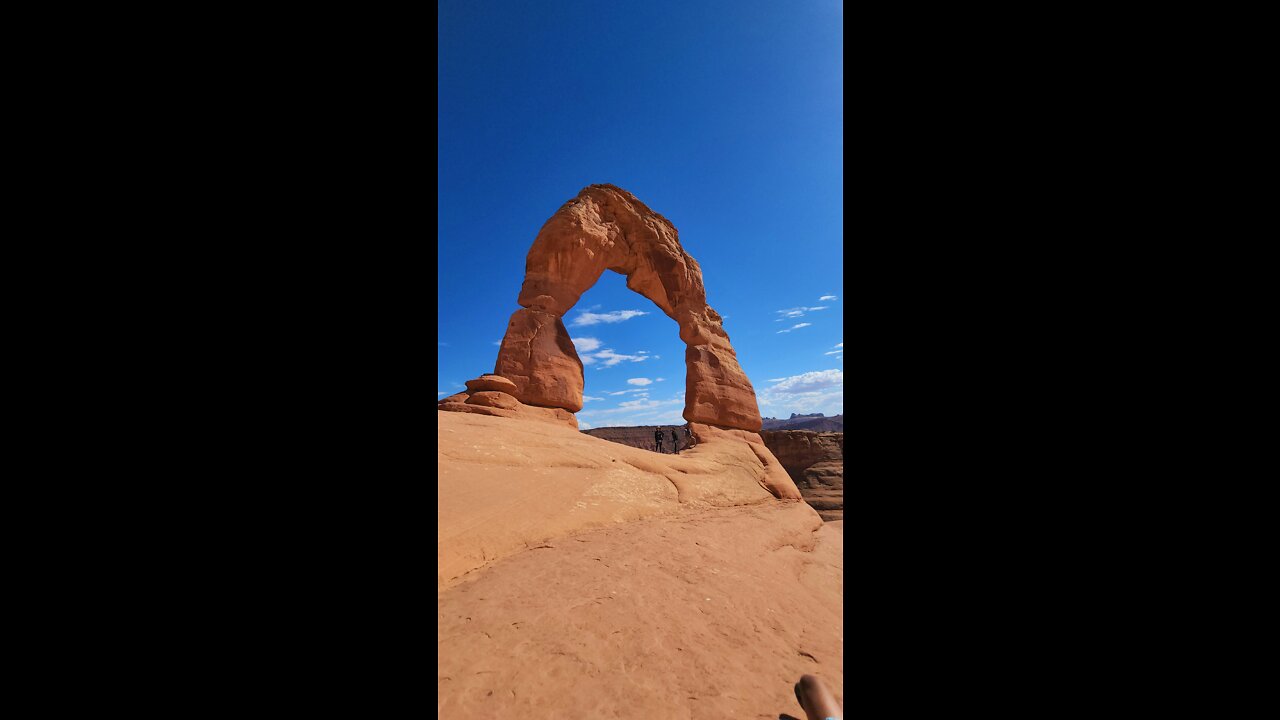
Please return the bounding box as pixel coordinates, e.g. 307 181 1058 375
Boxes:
464 374 518 394
493 308 584 412
759 430 844 521
493 184 763 430
437 411 840 719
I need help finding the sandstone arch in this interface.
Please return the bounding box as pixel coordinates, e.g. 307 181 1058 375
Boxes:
493 184 763 432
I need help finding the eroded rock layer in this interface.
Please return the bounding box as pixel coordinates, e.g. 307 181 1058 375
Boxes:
759 430 844 521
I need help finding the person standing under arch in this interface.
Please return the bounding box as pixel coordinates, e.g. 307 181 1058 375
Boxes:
654 427 665 453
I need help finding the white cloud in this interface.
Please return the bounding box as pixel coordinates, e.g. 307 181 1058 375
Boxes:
492 340 503 346
573 337 603 353
582 395 604 402
578 397 683 419
776 308 806 319
807 306 829 311
607 388 648 395
835 342 843 348
824 350 842 355
656 378 665 382
757 369 843 417
765 369 842 393
819 295 837 301
627 378 652 386
438 391 448 395
592 349 649 367
570 309 648 327
777 322 812 334
579 420 593 429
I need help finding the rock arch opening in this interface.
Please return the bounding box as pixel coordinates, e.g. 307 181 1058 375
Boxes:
493 184 763 432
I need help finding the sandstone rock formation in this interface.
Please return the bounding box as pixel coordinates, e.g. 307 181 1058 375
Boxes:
440 384 579 430
493 183 762 431
464 374 518 394
759 430 844 521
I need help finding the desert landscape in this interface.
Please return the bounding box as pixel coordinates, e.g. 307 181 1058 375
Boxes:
438 185 843 718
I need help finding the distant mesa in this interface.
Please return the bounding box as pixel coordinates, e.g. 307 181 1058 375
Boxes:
761 414 844 432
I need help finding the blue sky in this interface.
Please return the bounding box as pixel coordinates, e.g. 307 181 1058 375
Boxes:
438 0 842 428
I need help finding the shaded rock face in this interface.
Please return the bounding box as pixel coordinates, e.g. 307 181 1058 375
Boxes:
582 425 695 454
494 183 762 431
759 430 844 521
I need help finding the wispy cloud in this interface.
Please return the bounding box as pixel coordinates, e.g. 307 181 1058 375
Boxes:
578 397 684 419
606 388 649 396
570 309 648 327
492 340 503 346
655 378 665 382
776 304 829 322
438 391 449 395
819 295 837 301
777 322 812 333
592 349 650 367
572 337 603 353
627 378 652 386
582 395 604 402
579 420 593 429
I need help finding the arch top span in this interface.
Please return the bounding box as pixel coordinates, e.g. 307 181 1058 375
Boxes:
493 184 763 432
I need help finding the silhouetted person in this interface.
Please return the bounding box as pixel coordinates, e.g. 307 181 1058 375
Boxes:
670 428 678 452
654 428 665 453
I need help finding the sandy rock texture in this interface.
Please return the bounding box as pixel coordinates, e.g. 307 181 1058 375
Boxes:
760 431 844 521
492 184 763 431
437 501 843 720
438 411 804 588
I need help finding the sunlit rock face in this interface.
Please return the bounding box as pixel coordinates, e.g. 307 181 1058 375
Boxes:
493 184 762 432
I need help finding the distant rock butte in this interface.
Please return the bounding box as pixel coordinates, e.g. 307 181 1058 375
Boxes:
759 430 844 522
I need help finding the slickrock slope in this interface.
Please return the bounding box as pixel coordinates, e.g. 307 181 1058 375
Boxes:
437 500 842 719
760 430 844 522
438 412 800 588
